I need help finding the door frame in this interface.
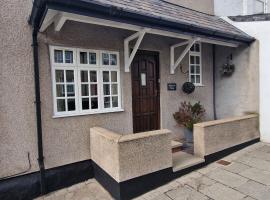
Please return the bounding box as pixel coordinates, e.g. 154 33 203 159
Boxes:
130 49 161 133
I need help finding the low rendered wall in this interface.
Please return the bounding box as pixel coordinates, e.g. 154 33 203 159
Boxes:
90 128 172 182
194 114 260 157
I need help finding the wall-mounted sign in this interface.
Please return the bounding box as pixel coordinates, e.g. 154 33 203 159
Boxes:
167 83 177 91
141 73 146 86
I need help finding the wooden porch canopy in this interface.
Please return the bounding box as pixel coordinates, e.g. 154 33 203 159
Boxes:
29 0 254 74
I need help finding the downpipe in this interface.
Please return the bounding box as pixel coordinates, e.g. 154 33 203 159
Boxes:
213 44 217 120
32 29 47 195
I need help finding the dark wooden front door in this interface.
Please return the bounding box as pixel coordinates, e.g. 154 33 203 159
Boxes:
131 50 160 133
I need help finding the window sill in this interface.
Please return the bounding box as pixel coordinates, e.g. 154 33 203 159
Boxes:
52 108 125 118
194 84 205 87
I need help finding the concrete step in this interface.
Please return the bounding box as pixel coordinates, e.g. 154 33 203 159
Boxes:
171 140 183 149
173 151 205 172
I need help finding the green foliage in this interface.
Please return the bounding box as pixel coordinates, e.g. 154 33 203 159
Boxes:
173 101 205 131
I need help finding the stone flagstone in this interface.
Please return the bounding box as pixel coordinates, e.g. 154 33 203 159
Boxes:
200 183 246 200
206 168 248 188
240 167 270 185
166 185 209 200
221 162 250 174
236 180 270 200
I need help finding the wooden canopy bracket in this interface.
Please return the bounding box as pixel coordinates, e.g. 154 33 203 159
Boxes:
124 28 150 72
170 38 200 74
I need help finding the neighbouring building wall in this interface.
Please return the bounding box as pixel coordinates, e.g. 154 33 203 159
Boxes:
215 41 259 119
0 0 40 178
164 0 214 14
224 18 270 142
214 0 243 16
215 0 269 16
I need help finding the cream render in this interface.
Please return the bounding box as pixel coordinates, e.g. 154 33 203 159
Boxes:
0 0 260 189
194 114 260 157
90 127 172 182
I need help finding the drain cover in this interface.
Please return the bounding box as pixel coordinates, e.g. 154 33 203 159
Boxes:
217 160 231 166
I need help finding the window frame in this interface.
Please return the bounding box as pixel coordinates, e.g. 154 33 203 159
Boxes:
50 46 123 118
189 42 203 86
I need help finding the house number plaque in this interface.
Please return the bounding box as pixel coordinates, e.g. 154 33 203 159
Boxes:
167 83 177 91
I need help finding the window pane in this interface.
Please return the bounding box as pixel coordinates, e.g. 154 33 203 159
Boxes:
65 51 73 63
90 71 97 82
91 97 98 109
196 56 200 64
191 75 195 83
104 97 111 108
111 71 117 82
190 65 195 74
66 84 75 97
82 98 89 110
56 84 65 97
90 84 98 96
110 54 117 65
67 98 76 111
196 66 200 74
103 71 110 82
54 50 63 63
81 84 89 96
190 45 195 52
66 70 74 82
190 56 195 64
81 71 88 82
57 99 65 112
103 84 110 95
89 53 96 65
196 75 201 84
112 96 118 108
112 84 118 95
55 70 64 82
80 52 88 64
102 53 109 65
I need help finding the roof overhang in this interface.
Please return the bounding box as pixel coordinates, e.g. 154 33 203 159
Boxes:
29 0 255 47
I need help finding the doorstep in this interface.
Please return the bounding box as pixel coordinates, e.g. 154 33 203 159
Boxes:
171 140 183 153
173 151 205 172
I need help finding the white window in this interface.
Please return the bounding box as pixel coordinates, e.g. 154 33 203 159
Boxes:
50 46 122 117
189 42 202 86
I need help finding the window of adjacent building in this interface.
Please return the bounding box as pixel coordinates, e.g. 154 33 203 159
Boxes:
189 42 202 86
50 46 121 117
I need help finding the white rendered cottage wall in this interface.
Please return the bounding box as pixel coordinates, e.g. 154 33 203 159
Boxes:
215 0 269 16
224 17 270 142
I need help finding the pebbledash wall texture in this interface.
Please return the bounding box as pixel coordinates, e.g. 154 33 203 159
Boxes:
0 0 259 182
38 21 215 170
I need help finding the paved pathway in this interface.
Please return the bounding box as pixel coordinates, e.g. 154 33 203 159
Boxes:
36 142 270 200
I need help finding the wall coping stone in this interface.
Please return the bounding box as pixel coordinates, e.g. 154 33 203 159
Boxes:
194 114 258 128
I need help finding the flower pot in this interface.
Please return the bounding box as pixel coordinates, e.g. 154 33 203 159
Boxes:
184 128 193 143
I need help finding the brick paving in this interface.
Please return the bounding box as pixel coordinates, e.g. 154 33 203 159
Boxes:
36 142 270 200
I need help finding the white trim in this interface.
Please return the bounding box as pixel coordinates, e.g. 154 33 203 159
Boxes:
189 42 202 85
124 28 149 72
40 10 58 32
50 45 122 117
54 13 67 31
53 108 125 118
41 10 239 48
77 48 100 67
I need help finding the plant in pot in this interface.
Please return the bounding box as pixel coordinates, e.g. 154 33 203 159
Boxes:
173 101 205 143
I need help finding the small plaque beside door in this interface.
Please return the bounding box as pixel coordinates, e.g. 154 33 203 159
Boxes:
167 83 176 91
